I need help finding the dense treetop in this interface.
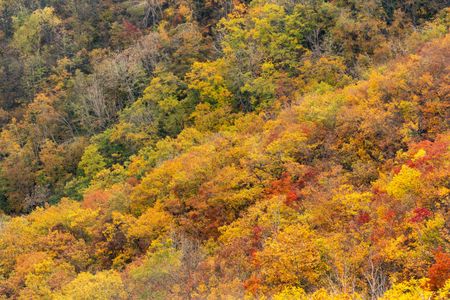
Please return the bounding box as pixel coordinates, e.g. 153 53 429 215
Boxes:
0 0 449 299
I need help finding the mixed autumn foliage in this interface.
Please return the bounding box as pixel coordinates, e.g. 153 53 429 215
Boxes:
0 0 449 299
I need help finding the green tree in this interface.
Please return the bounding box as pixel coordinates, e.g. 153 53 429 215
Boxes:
78 144 106 179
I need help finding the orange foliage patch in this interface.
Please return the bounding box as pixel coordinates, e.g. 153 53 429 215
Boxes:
428 250 450 290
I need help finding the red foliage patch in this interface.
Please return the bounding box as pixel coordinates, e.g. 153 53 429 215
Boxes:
410 207 432 223
243 274 261 295
268 172 300 205
392 165 402 174
384 209 396 223
407 137 448 171
286 190 298 203
428 250 450 290
356 211 371 225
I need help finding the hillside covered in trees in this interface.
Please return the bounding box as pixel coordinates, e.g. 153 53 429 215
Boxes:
0 0 449 299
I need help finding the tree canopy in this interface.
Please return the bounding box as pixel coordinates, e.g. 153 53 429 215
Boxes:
0 0 449 298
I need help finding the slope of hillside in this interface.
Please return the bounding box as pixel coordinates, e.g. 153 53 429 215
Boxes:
0 0 449 299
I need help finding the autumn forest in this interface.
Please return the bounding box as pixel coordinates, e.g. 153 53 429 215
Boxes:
0 0 449 299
